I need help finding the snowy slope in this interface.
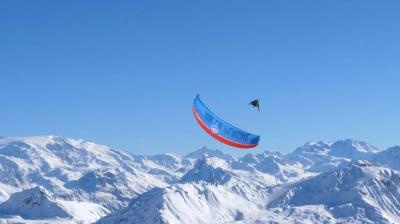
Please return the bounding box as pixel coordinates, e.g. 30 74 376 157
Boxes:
185 147 236 162
58 200 109 223
0 136 169 210
233 151 310 182
0 186 109 223
97 155 305 224
180 156 232 184
131 153 195 183
97 183 271 224
2 136 400 224
0 186 70 219
110 159 397 224
269 161 400 223
285 139 379 172
373 146 400 170
329 139 379 159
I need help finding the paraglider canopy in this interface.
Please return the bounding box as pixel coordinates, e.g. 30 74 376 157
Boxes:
192 95 260 149
249 99 260 111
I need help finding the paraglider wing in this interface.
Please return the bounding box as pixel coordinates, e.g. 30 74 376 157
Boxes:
193 95 260 149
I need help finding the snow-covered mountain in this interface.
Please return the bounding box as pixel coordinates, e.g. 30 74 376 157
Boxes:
0 186 108 223
329 139 379 159
0 186 71 219
97 156 276 224
185 147 236 162
373 146 400 170
285 139 379 172
180 156 232 184
1 136 400 223
233 151 308 182
0 136 170 211
269 161 400 223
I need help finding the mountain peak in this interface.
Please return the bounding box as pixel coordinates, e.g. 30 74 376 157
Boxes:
269 162 400 223
0 186 70 219
293 141 332 155
329 139 379 159
2 135 400 224
335 139 379 152
185 147 235 162
373 146 400 170
180 156 232 184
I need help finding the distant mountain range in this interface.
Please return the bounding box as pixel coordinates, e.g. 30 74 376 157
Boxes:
0 136 399 223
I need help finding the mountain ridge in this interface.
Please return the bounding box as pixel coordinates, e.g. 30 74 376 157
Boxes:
1 135 400 223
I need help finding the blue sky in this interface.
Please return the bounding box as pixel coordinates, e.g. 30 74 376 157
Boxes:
1 1 400 156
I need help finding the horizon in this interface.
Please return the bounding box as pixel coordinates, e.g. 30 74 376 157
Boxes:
1 1 400 156
0 134 394 158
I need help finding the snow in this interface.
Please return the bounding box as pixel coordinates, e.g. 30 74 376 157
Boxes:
0 186 70 219
0 135 169 210
0 186 109 223
329 139 379 159
269 161 400 223
59 200 109 223
98 183 271 224
373 146 400 170
180 156 232 184
185 147 236 162
1 136 400 223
